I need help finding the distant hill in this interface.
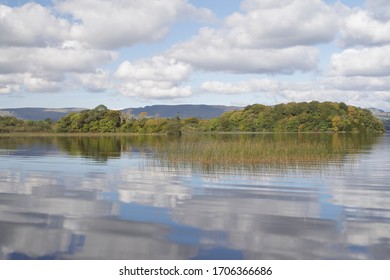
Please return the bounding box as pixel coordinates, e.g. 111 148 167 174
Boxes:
0 105 241 121
369 108 390 119
369 108 390 130
0 108 85 121
121 104 241 119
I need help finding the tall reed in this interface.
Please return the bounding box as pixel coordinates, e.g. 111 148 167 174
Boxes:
153 134 356 168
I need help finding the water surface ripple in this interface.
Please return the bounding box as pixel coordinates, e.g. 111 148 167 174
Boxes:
0 133 389 259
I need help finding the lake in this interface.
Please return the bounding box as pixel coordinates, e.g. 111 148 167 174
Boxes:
0 133 389 260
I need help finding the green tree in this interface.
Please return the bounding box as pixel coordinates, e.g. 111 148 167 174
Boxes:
166 115 182 137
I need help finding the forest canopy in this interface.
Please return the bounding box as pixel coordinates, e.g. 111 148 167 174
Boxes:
0 102 385 134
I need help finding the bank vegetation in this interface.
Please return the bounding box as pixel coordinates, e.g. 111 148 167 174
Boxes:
0 101 385 134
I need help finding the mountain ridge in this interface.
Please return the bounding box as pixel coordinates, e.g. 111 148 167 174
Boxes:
0 104 242 121
369 108 390 130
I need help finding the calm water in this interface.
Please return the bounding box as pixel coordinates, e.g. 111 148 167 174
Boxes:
0 133 389 260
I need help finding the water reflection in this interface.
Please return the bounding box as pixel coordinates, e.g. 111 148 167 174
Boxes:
0 133 389 259
0 133 380 164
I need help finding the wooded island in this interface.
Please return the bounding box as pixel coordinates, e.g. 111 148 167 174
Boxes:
0 101 385 134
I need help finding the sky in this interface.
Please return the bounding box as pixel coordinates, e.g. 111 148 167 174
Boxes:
1 0 390 110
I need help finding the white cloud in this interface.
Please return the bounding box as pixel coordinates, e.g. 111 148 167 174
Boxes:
0 73 19 84
23 73 60 93
325 76 390 91
115 56 192 99
0 0 213 98
0 3 70 47
329 46 390 77
0 73 59 93
1 1 213 50
168 30 319 74
228 0 338 48
51 47 115 73
55 0 213 49
0 74 20 94
329 2 390 110
365 0 390 20
0 45 116 93
0 0 389 109
115 56 192 82
0 2 118 94
0 84 19 94
73 69 111 92
167 0 337 74
201 79 280 94
200 78 321 101
199 76 390 110
340 10 390 47
117 83 192 99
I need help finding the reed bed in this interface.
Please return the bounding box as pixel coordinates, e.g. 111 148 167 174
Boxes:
153 134 350 168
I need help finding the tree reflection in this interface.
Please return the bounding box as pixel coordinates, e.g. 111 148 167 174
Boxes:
0 133 382 166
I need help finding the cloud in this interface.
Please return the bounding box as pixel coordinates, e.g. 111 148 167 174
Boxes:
229 0 338 48
114 56 192 99
169 36 318 74
170 0 390 105
365 0 390 20
0 0 214 97
0 73 59 93
23 73 60 93
0 73 62 93
0 84 19 94
199 76 390 110
0 2 117 94
0 3 70 47
329 46 390 77
72 69 112 92
115 56 192 82
325 76 390 91
1 1 213 50
0 46 116 93
0 0 389 109
340 9 390 47
329 1 390 110
167 0 337 74
200 78 320 101
54 0 213 49
201 79 280 94
0 74 20 94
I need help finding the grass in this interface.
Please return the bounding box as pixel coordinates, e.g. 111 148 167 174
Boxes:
152 134 356 168
1 132 376 169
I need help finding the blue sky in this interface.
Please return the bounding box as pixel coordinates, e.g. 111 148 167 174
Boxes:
1 0 390 110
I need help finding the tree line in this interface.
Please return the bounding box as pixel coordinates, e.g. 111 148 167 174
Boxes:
0 101 385 134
